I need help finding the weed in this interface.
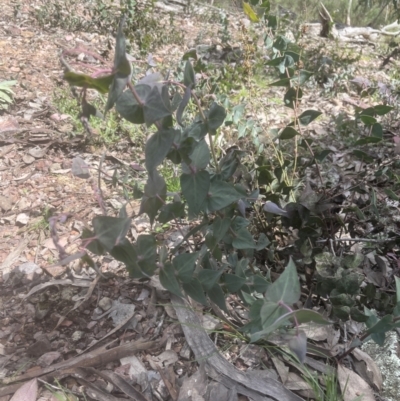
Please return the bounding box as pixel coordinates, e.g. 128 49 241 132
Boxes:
31 0 182 55
0 80 17 110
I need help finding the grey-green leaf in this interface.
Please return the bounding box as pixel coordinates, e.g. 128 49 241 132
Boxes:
160 262 183 297
266 258 300 304
181 170 210 215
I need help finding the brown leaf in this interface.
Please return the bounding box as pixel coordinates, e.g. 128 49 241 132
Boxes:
9 379 38 401
337 364 375 401
352 348 383 391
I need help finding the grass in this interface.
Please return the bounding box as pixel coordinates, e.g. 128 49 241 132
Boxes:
52 87 145 144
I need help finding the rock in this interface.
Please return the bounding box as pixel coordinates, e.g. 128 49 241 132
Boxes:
0 195 12 212
71 331 84 342
27 336 51 357
98 297 113 311
16 213 29 226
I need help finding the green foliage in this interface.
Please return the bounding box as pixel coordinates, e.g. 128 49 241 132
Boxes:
59 4 400 374
31 0 182 54
0 80 17 110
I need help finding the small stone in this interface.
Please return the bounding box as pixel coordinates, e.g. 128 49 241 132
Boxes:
22 154 35 164
0 195 12 212
16 213 29 226
27 336 51 357
71 331 84 342
87 321 97 330
99 297 113 311
28 147 45 159
16 262 41 276
15 262 42 284
37 351 61 367
50 163 61 172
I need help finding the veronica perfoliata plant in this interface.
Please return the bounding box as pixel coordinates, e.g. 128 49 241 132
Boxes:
59 15 337 361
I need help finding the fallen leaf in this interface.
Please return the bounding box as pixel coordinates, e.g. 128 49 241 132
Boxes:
10 378 38 401
337 364 375 401
352 348 383 391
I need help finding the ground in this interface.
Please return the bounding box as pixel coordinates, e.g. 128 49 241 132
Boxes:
1 0 400 400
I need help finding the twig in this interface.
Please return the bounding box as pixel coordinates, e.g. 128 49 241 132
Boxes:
316 237 387 243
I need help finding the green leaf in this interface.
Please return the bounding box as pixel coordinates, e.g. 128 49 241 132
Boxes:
266 258 300 304
206 181 242 212
298 110 322 126
0 80 17 89
279 126 298 140
189 139 210 169
252 274 270 293
207 284 227 312
183 278 207 305
384 188 400 201
394 301 400 317
212 217 231 242
181 170 210 215
255 233 269 251
182 49 197 60
173 252 199 283
0 91 12 103
284 87 302 109
395 277 400 305
371 123 383 138
105 16 131 114
260 301 284 328
92 216 131 251
273 35 289 51
253 306 330 343
374 105 393 115
136 234 157 276
292 70 313 86
198 269 222 291
224 274 246 292
115 86 146 124
115 84 171 127
243 1 259 22
205 234 222 261
140 171 167 225
82 98 104 120
350 308 369 323
365 315 393 342
269 78 291 87
143 85 172 126
110 239 144 279
160 262 183 297
145 129 177 173
364 308 385 345
158 202 185 223
183 61 195 87
64 71 114 94
315 149 333 162
352 150 374 163
292 309 331 325
232 227 256 249
82 228 104 255
359 115 377 125
176 85 192 126
207 102 227 132
353 136 382 146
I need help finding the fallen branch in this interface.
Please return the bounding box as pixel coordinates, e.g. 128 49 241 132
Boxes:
171 295 303 401
0 339 157 395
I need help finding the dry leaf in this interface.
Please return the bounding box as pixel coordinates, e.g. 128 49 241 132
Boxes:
352 348 383 391
337 364 375 401
10 379 38 401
